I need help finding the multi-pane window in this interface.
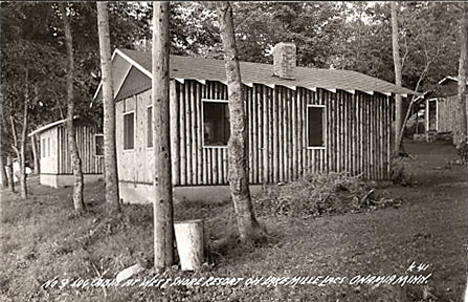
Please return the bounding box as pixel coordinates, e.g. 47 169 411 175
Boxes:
307 105 325 148
123 112 135 150
202 100 230 147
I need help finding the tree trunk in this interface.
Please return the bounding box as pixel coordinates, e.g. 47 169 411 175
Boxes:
19 99 28 199
61 4 85 212
11 94 29 199
152 1 174 271
97 1 120 212
6 155 14 192
31 135 40 174
174 220 204 271
391 2 403 153
0 154 7 188
0 92 8 188
457 2 468 148
217 2 261 242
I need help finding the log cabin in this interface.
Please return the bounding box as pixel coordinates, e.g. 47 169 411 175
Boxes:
29 119 104 188
93 43 415 203
424 76 468 138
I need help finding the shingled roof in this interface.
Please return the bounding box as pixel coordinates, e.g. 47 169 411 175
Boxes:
98 48 416 98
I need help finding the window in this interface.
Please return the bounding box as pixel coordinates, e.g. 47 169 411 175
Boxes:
95 134 104 156
123 112 135 150
41 138 46 158
47 137 50 157
147 106 153 148
307 105 325 148
202 100 230 147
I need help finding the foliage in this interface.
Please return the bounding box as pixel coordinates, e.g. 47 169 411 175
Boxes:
391 156 415 186
456 138 468 164
254 172 402 218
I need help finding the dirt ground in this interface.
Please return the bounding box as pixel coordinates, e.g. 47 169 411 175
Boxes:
1 140 466 301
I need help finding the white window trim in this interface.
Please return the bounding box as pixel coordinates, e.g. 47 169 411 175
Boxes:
201 98 229 149
146 105 154 150
123 110 136 151
47 137 50 157
94 134 104 157
41 138 46 158
306 104 327 150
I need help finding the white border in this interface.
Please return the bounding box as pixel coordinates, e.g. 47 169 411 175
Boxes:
306 104 327 150
201 98 229 149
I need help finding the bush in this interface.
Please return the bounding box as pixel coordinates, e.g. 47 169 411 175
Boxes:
456 138 468 165
391 156 414 186
254 172 402 218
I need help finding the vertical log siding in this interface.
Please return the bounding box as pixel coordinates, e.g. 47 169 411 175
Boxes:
57 124 104 174
117 80 392 186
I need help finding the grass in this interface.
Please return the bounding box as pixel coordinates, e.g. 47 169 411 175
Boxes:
1 140 467 301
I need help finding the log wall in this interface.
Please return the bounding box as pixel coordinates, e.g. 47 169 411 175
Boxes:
116 80 393 185
437 95 458 133
57 123 104 174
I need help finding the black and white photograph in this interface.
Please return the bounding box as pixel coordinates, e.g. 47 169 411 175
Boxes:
1 1 467 301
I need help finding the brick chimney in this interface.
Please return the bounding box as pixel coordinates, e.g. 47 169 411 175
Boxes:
273 42 296 80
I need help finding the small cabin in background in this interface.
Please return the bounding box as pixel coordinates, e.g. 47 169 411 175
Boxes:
423 76 468 141
28 119 104 188
94 43 415 204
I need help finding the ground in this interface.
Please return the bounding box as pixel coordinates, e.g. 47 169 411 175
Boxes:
1 140 467 301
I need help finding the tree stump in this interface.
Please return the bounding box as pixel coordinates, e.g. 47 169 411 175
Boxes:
174 219 204 271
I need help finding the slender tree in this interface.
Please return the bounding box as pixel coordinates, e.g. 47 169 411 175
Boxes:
0 87 8 189
6 155 14 192
9 84 29 199
97 1 121 212
60 3 85 212
457 2 468 148
217 2 262 242
152 1 174 271
30 135 40 174
391 2 403 153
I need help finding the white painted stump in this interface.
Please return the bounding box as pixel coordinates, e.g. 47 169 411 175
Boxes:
174 219 204 271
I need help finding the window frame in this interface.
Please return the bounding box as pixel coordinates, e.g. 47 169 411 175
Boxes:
306 104 326 150
146 105 153 149
201 99 230 149
94 134 104 157
47 137 50 157
123 110 136 151
41 138 46 158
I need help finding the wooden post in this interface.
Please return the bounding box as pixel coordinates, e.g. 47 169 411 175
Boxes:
425 98 429 142
174 219 204 271
152 1 174 271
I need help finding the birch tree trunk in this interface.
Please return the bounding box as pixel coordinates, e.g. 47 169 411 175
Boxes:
61 4 85 212
0 90 8 188
152 1 174 271
97 1 121 212
391 2 403 154
31 135 40 174
457 2 468 148
19 96 28 199
217 2 261 242
10 97 29 199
